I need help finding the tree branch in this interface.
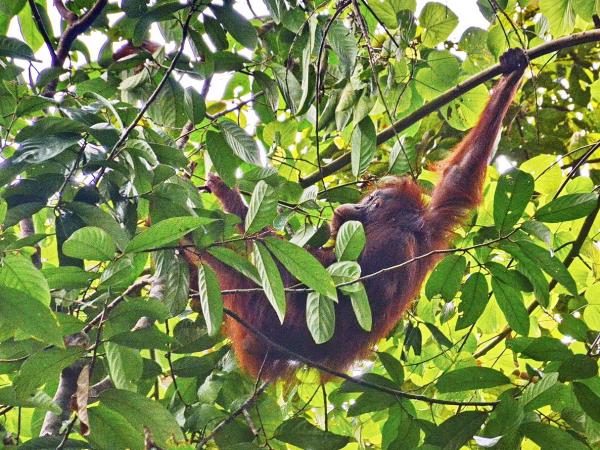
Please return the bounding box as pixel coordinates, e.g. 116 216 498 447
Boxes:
28 0 59 66
223 308 498 407
196 382 269 448
299 28 600 187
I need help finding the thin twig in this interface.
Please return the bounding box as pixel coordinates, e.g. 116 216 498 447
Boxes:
196 382 269 447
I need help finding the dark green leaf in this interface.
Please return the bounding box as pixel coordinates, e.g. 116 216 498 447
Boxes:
0 287 62 347
273 417 349 450
183 87 205 124
492 277 529 335
521 422 588 450
253 241 286 323
573 382 600 422
210 3 257 49
437 366 510 393
425 254 466 301
425 411 488 450
99 389 184 445
245 180 277 234
0 35 35 60
351 117 376 176
264 237 337 300
218 120 261 165
62 226 116 261
494 168 534 233
558 355 598 381
197 263 223 337
125 216 215 253
456 272 488 330
335 220 366 261
535 193 598 223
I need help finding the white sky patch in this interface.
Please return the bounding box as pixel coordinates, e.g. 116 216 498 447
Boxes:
495 155 516 174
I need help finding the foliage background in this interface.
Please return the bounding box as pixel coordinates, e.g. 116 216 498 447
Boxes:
1 0 600 448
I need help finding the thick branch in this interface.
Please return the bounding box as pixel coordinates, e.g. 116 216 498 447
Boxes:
300 29 600 187
224 308 498 407
474 196 600 359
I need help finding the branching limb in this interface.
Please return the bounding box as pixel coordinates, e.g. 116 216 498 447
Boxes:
300 29 600 187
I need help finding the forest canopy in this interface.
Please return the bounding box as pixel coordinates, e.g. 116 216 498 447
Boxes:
1 0 600 449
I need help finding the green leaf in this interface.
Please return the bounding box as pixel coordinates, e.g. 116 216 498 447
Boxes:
183 87 206 124
558 354 598 381
210 3 257 49
535 193 598 223
99 389 184 445
273 417 350 450
197 264 223 337
252 241 286 323
125 216 214 253
327 21 358 78
13 348 82 399
264 237 337 300
351 117 376 176
62 226 116 261
437 367 510 393
68 202 129 250
521 422 587 450
348 283 372 332
425 411 488 450
0 253 50 305
456 272 488 330
0 287 62 347
377 352 404 385
0 0 26 16
88 405 143 450
0 35 35 60
573 382 600 422
207 247 260 285
365 0 398 28
218 119 261 165
152 250 190 316
492 277 529 336
425 254 466 301
419 2 458 47
335 220 366 261
205 131 243 186
13 133 80 163
518 336 573 361
306 291 336 344
539 0 576 36
245 180 278 234
516 240 578 295
105 342 143 391
389 139 416 176
328 261 361 288
254 71 279 111
494 169 534 233
519 372 559 409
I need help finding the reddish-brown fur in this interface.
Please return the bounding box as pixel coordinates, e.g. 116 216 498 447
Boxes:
185 49 527 381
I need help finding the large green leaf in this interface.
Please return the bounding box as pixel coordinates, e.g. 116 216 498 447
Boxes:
419 2 458 47
218 120 261 165
99 389 184 445
351 117 376 176
207 246 260 285
425 411 488 450
263 237 337 300
197 263 223 337
0 253 50 305
62 226 116 261
0 287 62 347
0 35 35 60
492 277 529 336
335 220 366 261
437 366 510 393
306 291 335 344
535 193 598 223
494 168 534 233
521 422 587 450
245 180 278 234
125 216 215 253
210 3 257 49
425 254 466 301
273 417 349 449
456 272 488 330
252 241 286 323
